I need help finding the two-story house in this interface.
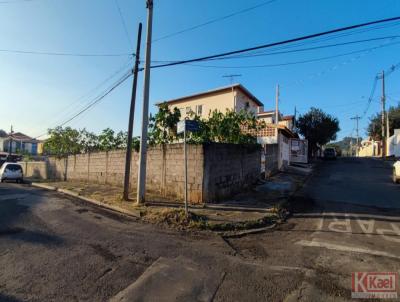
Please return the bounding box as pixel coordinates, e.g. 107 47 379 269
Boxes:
159 83 264 118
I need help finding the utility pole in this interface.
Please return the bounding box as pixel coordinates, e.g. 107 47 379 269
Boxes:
386 112 390 155
123 23 142 201
137 0 153 204
294 106 297 130
275 85 279 137
8 125 13 159
381 70 386 158
350 116 361 157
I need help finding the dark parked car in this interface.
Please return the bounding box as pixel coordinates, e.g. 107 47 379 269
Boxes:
323 148 337 160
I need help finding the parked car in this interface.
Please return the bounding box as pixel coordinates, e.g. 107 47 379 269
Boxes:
394 161 400 184
0 162 24 183
323 148 337 160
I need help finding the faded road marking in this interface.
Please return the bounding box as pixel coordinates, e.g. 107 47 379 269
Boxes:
296 239 400 260
327 215 351 234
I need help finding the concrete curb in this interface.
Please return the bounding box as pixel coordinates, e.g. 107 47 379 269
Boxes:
31 183 141 219
31 182 57 191
219 223 277 238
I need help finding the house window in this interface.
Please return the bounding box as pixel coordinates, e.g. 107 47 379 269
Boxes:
245 102 250 110
196 105 203 116
185 107 191 115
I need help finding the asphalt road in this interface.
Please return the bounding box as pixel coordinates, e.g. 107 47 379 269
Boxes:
1 157 400 301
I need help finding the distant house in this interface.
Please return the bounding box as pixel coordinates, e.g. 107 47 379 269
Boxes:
0 130 42 155
358 137 381 157
159 83 264 118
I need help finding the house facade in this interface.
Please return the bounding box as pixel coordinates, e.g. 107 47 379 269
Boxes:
388 129 400 157
0 131 42 155
157 84 300 176
159 83 264 118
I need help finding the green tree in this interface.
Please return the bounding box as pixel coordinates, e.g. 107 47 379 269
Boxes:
80 129 100 153
367 103 400 140
296 107 340 157
148 103 181 145
149 103 263 145
44 126 82 158
191 109 263 144
98 128 117 151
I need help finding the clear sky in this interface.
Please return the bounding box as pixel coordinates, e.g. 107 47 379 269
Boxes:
1 0 400 141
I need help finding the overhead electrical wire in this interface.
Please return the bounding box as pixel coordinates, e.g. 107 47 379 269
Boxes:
0 49 132 57
114 0 133 49
362 61 400 117
0 0 36 3
180 41 400 69
45 57 133 128
34 70 133 139
150 36 399 64
149 16 400 69
152 0 278 42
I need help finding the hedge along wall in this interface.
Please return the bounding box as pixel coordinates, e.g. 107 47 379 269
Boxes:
23 143 261 204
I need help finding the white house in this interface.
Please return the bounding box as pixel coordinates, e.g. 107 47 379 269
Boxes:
388 129 400 157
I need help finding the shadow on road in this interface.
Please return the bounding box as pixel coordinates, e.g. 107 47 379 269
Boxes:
0 293 24 302
0 185 64 246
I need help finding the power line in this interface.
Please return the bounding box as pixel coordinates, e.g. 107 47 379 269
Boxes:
207 36 400 61
58 71 132 127
0 49 132 57
34 70 133 139
179 41 400 69
363 61 400 117
362 76 379 117
150 16 400 69
114 0 133 49
0 0 36 3
152 0 278 42
150 36 399 64
44 57 133 128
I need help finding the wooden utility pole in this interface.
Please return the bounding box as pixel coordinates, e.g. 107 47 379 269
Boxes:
386 112 390 155
350 116 361 157
275 85 280 138
123 23 142 201
381 70 386 158
8 125 13 159
137 0 153 204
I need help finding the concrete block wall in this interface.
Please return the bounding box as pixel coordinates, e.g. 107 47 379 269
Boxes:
22 143 260 204
203 143 261 202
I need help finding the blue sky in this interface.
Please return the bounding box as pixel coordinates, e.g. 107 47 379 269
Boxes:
1 0 400 141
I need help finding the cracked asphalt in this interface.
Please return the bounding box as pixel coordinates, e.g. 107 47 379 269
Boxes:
1 157 400 301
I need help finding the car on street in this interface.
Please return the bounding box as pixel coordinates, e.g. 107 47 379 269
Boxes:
394 161 400 184
0 162 24 183
323 147 337 160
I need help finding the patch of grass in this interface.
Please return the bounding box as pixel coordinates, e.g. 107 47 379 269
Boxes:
208 215 278 232
142 208 208 230
141 208 278 232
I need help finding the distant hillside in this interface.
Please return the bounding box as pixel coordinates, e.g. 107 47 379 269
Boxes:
327 137 359 155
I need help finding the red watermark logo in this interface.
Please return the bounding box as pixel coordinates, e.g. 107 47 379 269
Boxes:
352 272 398 299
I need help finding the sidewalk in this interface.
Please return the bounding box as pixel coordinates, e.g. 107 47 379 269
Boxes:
31 166 312 234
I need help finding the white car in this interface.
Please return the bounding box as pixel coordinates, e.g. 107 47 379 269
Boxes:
394 161 400 184
0 162 24 183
